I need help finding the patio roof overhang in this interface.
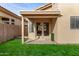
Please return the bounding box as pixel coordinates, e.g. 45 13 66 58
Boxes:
20 11 61 18
21 11 62 44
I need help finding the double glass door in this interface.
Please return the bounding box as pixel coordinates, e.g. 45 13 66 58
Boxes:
36 22 49 36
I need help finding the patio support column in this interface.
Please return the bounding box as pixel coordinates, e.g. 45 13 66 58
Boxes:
22 16 24 44
34 22 36 38
42 23 44 37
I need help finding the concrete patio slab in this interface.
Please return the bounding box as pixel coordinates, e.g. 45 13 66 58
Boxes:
25 38 56 44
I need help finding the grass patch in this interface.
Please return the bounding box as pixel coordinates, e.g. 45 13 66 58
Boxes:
0 39 79 56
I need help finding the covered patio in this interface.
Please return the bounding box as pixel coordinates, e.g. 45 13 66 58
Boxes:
20 11 61 44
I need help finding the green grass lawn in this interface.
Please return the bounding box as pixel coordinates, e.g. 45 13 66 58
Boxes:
0 38 79 56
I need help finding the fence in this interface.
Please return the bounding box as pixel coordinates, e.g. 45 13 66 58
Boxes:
0 24 21 43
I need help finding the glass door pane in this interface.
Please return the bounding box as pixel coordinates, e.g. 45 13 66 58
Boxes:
43 22 49 36
36 23 42 36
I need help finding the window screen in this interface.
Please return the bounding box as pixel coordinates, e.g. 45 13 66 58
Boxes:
70 16 79 29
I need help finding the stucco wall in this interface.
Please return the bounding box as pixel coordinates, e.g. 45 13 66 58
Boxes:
40 3 79 44
0 11 21 25
22 3 79 44
56 3 79 44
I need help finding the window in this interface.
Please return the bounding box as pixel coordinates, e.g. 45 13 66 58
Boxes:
2 18 9 21
11 19 15 22
70 16 79 29
2 18 15 25
4 22 9 24
11 23 14 25
11 19 15 25
2 17 9 24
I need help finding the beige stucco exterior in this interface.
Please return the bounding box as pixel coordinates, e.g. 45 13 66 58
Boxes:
0 6 21 25
21 3 79 44
56 3 79 44
0 6 21 43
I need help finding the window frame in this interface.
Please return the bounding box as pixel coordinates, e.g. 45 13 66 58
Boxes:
70 16 79 29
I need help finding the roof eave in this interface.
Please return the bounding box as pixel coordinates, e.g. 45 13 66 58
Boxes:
20 11 61 17
35 3 52 10
0 6 21 20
